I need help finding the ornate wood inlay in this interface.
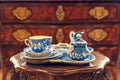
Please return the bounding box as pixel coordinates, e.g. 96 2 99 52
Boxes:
13 29 31 42
56 5 65 21
89 7 109 20
12 7 32 20
88 29 108 42
55 28 64 43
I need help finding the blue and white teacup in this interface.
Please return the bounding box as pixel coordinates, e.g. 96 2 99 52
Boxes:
24 36 47 52
45 36 52 50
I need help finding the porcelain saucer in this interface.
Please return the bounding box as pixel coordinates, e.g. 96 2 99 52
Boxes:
21 49 63 60
23 47 52 57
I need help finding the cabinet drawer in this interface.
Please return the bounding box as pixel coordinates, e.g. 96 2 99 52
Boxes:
1 24 118 45
1 3 119 23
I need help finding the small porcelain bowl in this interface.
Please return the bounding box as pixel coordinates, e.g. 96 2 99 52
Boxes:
52 43 73 54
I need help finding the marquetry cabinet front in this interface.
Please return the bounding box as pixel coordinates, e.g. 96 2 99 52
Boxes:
0 1 120 80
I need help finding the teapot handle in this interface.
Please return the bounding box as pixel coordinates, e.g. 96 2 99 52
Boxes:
69 31 75 42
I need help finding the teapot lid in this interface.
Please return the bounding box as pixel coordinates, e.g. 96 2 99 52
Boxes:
73 32 85 42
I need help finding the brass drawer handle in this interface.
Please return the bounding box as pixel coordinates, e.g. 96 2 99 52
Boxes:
13 29 31 42
88 29 108 42
55 28 64 43
12 7 32 20
56 5 65 21
89 6 109 20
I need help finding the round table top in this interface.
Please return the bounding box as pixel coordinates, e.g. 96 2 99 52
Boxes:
10 51 110 76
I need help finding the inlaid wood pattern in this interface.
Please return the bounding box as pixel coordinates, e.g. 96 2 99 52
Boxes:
2 3 119 23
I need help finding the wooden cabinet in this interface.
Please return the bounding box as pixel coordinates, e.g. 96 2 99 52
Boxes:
0 1 120 80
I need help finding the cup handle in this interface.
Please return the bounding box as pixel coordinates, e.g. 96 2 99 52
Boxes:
69 31 75 42
24 39 31 47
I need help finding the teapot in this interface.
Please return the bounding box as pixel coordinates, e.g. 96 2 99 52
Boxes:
69 31 92 61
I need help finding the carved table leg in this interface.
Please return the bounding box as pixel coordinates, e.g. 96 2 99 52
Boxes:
89 72 98 80
102 68 111 80
11 69 20 80
20 71 27 80
97 68 113 80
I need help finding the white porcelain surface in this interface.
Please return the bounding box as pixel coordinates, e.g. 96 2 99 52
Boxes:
21 44 95 65
50 53 96 65
21 49 63 60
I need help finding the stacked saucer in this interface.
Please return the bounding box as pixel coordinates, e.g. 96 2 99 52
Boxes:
20 47 63 64
23 47 51 57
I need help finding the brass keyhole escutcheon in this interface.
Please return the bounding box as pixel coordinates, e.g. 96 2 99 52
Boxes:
56 5 65 21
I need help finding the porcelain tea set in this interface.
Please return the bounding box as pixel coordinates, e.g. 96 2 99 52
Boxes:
21 31 95 64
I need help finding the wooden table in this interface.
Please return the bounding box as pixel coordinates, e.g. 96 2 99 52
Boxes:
10 52 110 80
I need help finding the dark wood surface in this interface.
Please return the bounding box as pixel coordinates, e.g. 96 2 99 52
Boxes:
10 52 110 80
